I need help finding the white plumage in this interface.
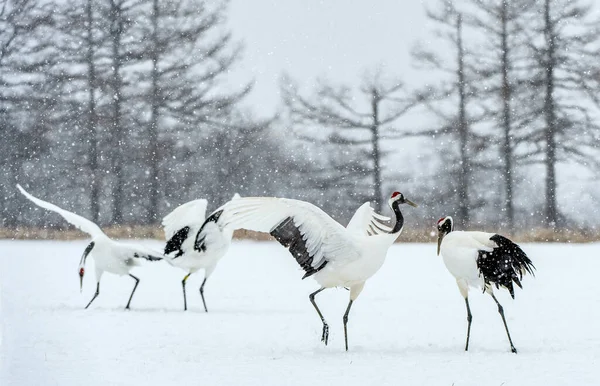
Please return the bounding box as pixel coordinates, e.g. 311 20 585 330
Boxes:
163 199 208 240
17 184 163 309
440 231 497 290
437 216 535 353
346 201 393 236
216 191 417 350
162 195 238 311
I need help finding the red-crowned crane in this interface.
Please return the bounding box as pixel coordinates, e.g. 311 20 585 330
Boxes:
436 216 535 353
17 184 163 309
200 191 417 351
162 194 239 311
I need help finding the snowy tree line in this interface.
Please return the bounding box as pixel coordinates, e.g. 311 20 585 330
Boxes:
2 0 285 227
2 0 600 232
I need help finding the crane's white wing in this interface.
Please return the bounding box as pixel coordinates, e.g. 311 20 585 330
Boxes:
17 184 105 238
346 202 392 236
162 199 208 239
466 231 498 250
190 193 242 254
116 241 164 262
218 197 360 277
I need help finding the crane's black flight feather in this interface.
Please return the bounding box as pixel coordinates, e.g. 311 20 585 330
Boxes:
476 234 535 299
164 226 190 258
270 217 328 279
194 210 223 252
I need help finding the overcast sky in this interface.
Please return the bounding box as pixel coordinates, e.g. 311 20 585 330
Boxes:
227 0 431 116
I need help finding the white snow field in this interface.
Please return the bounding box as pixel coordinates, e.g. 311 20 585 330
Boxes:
1 240 599 385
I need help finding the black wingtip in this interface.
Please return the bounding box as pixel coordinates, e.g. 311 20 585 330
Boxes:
165 226 190 256
477 234 535 299
270 216 328 278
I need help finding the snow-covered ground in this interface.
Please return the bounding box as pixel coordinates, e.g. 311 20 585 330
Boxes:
1 240 598 385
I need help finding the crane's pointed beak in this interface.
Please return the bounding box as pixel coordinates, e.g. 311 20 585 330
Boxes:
405 198 418 207
437 231 444 256
79 275 83 293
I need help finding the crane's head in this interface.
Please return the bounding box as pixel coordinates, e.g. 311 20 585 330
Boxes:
78 267 85 292
436 216 454 255
78 241 95 293
388 191 418 209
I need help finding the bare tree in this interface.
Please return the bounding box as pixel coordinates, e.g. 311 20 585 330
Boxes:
195 115 287 206
87 0 149 224
107 0 127 223
413 1 477 227
137 0 250 223
525 0 600 228
84 0 101 223
47 0 110 223
462 0 537 229
281 71 422 212
0 0 51 64
0 0 53 226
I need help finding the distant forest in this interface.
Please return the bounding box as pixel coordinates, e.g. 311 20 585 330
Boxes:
2 0 600 233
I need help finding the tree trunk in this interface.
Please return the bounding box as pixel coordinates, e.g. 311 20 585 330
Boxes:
110 0 124 224
86 0 100 224
456 14 470 226
500 1 514 230
370 89 383 213
543 0 558 227
147 0 160 224
6 159 20 227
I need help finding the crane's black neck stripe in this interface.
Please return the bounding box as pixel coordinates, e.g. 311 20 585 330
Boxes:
80 241 95 266
390 201 405 234
270 217 328 279
194 210 224 252
165 226 189 258
477 234 535 299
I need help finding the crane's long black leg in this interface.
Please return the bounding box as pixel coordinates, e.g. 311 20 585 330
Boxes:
125 274 140 310
199 277 208 313
465 297 473 351
182 273 191 311
343 299 354 351
491 293 517 353
85 282 100 309
309 288 329 345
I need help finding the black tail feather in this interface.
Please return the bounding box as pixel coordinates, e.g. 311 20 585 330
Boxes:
507 283 515 299
477 234 535 298
514 276 523 290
